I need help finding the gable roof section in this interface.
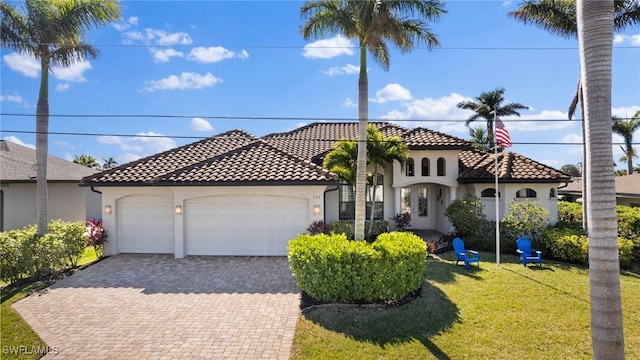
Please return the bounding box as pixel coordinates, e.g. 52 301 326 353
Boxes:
82 130 257 185
158 140 338 185
403 127 472 150
1 140 95 182
458 150 571 183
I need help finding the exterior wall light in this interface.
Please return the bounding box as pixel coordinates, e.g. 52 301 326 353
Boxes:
104 205 112 215
313 205 321 215
175 205 183 215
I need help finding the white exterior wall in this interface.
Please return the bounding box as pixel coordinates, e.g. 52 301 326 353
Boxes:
468 183 560 224
0 182 99 231
98 185 328 258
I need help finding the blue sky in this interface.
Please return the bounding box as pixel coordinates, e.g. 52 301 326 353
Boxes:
1 0 639 171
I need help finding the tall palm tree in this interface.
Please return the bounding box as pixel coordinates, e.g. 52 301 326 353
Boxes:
323 139 358 186
456 88 529 149
73 154 100 169
612 111 640 175
509 0 640 232
1 0 121 236
102 156 119 170
301 0 445 240
366 124 407 237
577 0 625 357
468 127 492 152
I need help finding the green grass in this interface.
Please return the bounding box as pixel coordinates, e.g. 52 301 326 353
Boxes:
0 247 99 360
292 253 640 360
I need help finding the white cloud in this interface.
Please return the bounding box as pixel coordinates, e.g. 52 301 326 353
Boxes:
322 64 359 76
3 53 40 77
143 72 222 92
191 117 213 132
302 35 354 59
114 16 139 31
56 83 72 92
612 105 640 119
98 132 176 158
187 46 249 63
380 92 472 133
631 34 640 46
342 97 357 108
371 83 413 104
2 136 35 149
150 48 184 63
0 94 26 105
123 28 192 46
613 34 625 44
51 60 92 82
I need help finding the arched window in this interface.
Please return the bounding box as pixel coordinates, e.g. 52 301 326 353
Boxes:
421 158 430 176
406 158 415 176
516 188 537 198
481 188 500 198
437 157 446 176
549 189 556 198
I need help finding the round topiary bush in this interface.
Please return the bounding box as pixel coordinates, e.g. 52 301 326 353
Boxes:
287 232 426 303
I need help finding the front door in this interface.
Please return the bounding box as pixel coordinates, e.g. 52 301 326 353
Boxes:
401 186 431 229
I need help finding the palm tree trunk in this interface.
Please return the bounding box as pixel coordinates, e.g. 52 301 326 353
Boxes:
354 43 368 241
626 139 634 175
367 169 379 239
36 56 50 236
577 1 625 358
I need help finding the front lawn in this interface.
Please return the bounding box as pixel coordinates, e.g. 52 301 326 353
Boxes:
292 252 640 360
0 247 99 360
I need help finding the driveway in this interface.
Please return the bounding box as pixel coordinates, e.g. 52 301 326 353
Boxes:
12 255 301 359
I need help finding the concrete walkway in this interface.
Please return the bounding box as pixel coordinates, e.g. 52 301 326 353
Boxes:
12 255 301 359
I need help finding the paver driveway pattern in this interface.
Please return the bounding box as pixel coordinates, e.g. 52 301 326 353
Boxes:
12 254 301 359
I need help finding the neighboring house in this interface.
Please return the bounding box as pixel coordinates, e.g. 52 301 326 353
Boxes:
0 140 101 231
558 174 640 207
82 122 570 258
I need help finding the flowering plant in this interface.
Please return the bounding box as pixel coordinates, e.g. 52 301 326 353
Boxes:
87 219 108 258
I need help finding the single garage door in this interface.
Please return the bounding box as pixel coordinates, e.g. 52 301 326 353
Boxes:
185 195 308 256
117 195 174 253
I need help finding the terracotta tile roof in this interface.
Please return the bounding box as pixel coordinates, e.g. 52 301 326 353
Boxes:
82 130 258 185
158 140 338 184
403 127 472 150
458 150 571 183
1 140 96 182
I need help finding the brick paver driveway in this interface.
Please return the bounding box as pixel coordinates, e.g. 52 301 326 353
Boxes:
13 255 301 359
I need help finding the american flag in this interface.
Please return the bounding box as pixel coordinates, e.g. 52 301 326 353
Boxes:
495 116 512 148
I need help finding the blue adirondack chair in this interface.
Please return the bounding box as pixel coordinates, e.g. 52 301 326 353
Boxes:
516 237 543 267
452 237 479 269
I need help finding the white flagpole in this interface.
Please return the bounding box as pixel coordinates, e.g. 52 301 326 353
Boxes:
493 110 500 266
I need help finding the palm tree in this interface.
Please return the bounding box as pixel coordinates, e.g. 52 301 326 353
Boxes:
102 157 118 170
612 111 640 175
468 127 492 152
366 124 407 237
301 0 445 240
73 154 100 169
509 0 640 232
561 163 582 177
323 139 358 186
576 0 624 357
456 88 529 149
1 0 121 236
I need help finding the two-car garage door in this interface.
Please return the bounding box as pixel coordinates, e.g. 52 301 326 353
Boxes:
116 194 309 256
185 195 309 256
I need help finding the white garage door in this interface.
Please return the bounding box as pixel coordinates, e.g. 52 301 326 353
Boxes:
117 195 174 253
185 195 309 256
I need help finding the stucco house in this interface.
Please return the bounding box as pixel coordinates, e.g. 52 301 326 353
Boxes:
0 140 101 231
81 122 570 258
558 174 640 207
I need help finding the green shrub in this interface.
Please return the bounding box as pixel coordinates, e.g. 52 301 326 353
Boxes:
444 194 487 238
366 220 389 238
0 226 38 282
329 220 354 239
617 206 640 262
558 201 583 222
503 200 550 241
288 232 426 303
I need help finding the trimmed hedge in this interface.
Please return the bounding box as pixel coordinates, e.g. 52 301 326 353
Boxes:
288 232 426 303
0 220 88 283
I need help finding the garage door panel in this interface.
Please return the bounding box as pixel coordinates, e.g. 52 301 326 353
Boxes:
185 195 308 256
117 195 174 254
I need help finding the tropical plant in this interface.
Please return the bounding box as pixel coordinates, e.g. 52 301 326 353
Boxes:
102 156 118 169
73 154 101 169
323 139 358 186
87 219 108 258
0 0 121 236
365 125 408 237
612 111 640 175
456 88 529 149
301 0 445 240
561 163 582 177
468 127 492 152
503 199 550 242
576 0 624 357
